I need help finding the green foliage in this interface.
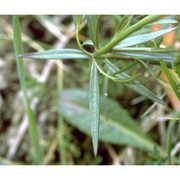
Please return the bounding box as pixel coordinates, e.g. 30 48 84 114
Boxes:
114 27 177 48
13 16 43 164
89 60 100 156
59 89 156 151
148 146 170 165
20 15 179 159
147 19 178 26
115 15 133 35
23 48 90 59
111 48 177 64
105 59 163 104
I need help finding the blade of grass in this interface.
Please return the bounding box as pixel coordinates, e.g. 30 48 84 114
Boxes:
89 60 100 156
13 16 43 164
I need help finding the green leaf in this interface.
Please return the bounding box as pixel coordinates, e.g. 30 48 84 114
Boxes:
113 27 177 49
89 60 100 156
23 48 90 60
58 89 156 152
112 50 176 64
115 15 133 35
13 16 43 164
87 15 100 48
106 59 164 104
160 60 180 101
94 15 162 56
146 19 178 26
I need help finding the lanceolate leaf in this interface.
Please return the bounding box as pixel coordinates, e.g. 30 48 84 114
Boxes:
23 48 90 60
89 60 100 156
106 59 163 104
146 19 178 26
112 51 176 64
113 27 177 49
58 89 156 152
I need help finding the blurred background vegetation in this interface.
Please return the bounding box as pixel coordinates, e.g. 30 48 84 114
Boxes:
0 15 180 165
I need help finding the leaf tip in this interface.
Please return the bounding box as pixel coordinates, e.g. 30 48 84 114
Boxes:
92 142 98 158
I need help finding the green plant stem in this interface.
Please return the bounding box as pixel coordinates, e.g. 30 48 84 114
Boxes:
13 16 43 164
93 15 162 57
94 59 137 83
57 61 67 165
75 24 92 56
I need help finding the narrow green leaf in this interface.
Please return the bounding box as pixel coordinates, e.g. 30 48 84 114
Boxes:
13 16 43 164
115 15 133 35
112 51 176 63
146 19 178 26
151 16 176 47
59 89 156 152
106 59 164 104
89 60 100 156
160 60 180 101
113 27 177 49
23 48 90 60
